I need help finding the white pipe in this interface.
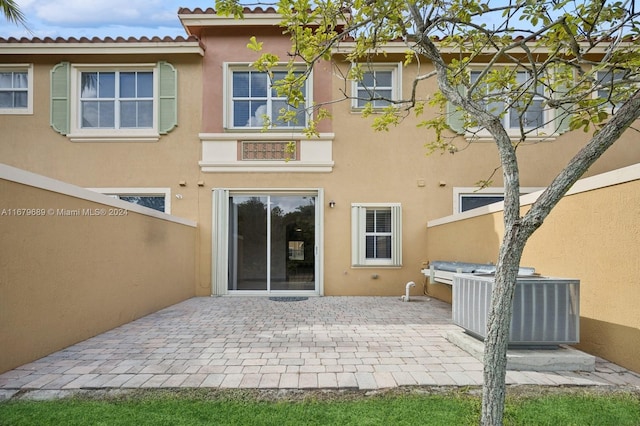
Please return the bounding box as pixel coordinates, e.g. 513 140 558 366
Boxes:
404 281 416 302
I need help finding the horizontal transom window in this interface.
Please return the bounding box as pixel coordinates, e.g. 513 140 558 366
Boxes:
89 187 171 213
453 187 545 213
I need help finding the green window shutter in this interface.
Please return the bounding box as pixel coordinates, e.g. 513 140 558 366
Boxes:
554 85 572 134
446 85 467 134
50 62 70 135
553 70 573 135
555 108 571 135
158 61 177 134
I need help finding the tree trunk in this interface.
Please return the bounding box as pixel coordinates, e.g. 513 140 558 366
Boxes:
480 225 530 425
479 89 640 425
411 10 640 422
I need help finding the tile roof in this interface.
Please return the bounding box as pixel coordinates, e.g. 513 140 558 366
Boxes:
177 6 278 14
0 35 200 44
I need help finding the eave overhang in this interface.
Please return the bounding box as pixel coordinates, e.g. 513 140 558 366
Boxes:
0 39 205 56
332 39 625 56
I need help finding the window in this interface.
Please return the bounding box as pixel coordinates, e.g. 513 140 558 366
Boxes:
80 71 153 129
351 203 402 266
509 71 545 129
460 194 505 212
50 61 177 141
0 64 33 114
447 68 569 140
597 70 626 112
228 66 308 129
453 187 544 213
111 195 166 212
351 64 401 109
471 70 545 130
89 188 171 213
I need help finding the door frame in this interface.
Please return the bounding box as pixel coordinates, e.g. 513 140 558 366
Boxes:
212 188 324 296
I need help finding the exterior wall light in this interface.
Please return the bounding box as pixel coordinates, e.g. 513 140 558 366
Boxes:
329 200 336 208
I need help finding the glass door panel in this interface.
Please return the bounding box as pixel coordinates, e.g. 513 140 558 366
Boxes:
270 195 316 291
228 195 268 291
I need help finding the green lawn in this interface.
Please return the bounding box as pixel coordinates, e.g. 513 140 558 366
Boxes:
1 388 638 426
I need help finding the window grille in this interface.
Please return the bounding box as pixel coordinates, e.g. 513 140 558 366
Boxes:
240 141 298 161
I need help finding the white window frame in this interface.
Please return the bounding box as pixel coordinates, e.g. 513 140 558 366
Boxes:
467 67 556 140
88 187 171 214
224 63 312 130
453 187 545 214
0 64 33 115
351 203 402 267
68 63 159 142
350 63 402 110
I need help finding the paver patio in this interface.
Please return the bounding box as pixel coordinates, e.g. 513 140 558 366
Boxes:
1 296 639 398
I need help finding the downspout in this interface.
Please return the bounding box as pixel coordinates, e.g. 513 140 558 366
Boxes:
402 281 416 302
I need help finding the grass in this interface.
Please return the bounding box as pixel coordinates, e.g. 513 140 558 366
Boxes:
0 387 639 426
504 391 640 426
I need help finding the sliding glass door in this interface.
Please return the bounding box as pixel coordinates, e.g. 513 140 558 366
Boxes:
227 193 317 293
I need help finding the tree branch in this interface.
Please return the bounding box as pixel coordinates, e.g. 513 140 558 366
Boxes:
524 87 640 231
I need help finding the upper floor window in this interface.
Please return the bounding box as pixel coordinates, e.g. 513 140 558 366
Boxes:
444 67 565 141
351 203 402 267
228 65 309 130
471 70 546 130
351 63 401 109
50 61 177 142
80 71 153 129
0 64 33 114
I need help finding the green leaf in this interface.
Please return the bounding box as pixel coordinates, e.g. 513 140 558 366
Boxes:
247 36 263 52
215 0 244 18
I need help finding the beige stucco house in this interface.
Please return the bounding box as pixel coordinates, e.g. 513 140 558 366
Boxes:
1 7 638 373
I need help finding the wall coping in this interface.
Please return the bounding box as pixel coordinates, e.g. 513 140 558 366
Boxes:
0 163 197 227
427 163 640 228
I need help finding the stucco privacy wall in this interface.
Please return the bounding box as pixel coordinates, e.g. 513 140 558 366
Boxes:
425 164 640 374
0 164 197 374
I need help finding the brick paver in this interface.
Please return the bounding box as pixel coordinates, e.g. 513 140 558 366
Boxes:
1 297 639 396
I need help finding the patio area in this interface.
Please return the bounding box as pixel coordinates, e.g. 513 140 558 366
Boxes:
1 296 639 399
